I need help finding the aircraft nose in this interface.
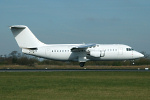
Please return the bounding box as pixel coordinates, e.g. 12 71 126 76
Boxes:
139 53 144 58
133 51 144 58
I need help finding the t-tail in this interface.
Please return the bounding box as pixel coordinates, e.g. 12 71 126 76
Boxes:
10 25 45 49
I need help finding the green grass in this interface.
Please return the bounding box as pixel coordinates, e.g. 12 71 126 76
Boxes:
0 72 150 100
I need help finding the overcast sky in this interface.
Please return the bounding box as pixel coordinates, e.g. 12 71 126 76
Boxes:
0 0 150 55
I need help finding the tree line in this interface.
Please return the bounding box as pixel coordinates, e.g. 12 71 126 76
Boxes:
0 51 150 66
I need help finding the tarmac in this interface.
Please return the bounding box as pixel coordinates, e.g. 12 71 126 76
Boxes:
0 69 149 72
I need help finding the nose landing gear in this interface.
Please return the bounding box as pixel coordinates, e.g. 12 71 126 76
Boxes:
131 60 135 65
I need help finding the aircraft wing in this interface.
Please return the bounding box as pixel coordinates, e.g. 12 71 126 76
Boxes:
71 43 96 52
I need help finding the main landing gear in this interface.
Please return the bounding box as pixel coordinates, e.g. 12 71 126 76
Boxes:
79 62 85 67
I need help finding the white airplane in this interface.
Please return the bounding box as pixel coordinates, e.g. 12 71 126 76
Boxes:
10 25 144 67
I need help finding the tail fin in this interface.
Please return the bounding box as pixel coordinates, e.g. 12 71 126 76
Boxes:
10 25 45 48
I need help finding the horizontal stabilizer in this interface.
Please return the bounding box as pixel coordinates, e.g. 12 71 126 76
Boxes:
10 25 26 29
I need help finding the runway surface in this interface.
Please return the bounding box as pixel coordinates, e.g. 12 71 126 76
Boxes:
0 69 149 72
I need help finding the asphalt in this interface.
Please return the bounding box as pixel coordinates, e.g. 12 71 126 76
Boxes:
0 69 149 72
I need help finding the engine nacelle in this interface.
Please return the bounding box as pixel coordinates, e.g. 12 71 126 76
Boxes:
90 51 100 57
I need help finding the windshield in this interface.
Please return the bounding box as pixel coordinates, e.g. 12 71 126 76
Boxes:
126 48 134 51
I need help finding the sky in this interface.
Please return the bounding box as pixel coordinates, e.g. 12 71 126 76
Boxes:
0 0 150 55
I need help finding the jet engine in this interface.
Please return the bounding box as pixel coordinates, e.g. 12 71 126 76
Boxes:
89 51 101 57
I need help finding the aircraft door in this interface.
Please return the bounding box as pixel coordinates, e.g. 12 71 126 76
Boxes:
45 48 51 57
118 48 123 55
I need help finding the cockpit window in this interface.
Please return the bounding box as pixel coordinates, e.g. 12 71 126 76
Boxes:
126 48 134 51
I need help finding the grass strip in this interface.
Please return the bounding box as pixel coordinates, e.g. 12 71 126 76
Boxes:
0 71 150 100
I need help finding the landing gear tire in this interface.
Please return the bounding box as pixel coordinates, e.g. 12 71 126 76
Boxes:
132 62 135 65
131 60 135 65
79 62 85 67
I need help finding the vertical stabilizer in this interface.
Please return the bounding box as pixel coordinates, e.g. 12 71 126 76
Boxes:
10 25 45 48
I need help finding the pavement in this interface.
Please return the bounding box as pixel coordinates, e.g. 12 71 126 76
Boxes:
0 69 149 72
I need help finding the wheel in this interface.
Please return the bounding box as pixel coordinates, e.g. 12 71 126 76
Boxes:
79 62 85 67
131 60 135 65
132 62 135 65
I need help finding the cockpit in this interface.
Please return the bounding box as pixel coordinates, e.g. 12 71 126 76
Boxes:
126 48 134 51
